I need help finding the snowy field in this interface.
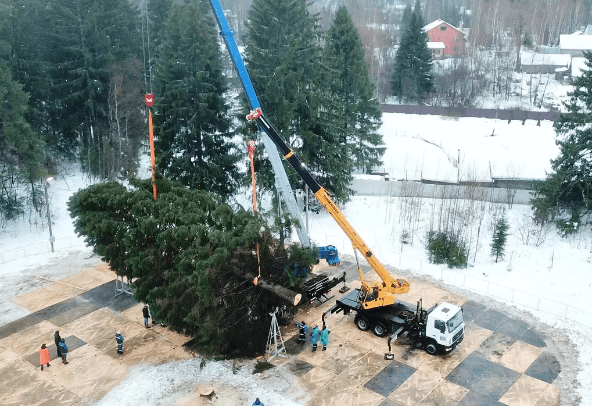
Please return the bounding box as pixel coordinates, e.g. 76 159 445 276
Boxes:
1 112 591 405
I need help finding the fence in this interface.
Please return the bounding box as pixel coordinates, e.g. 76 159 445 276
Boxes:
381 104 561 122
0 237 87 264
311 229 592 331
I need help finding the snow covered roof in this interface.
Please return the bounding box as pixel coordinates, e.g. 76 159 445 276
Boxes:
559 34 592 51
585 25 592 35
572 57 590 77
423 19 464 36
427 42 445 49
520 52 571 66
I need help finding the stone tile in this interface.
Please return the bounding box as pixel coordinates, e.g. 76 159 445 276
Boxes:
120 303 145 326
389 369 442 406
418 349 464 377
148 324 193 347
300 366 337 393
0 349 20 369
524 352 561 384
499 375 549 406
446 353 494 389
535 384 560 406
309 387 358 406
284 333 307 356
498 341 542 373
11 282 82 313
318 341 366 376
61 307 135 344
37 390 81 406
107 294 139 312
79 281 121 307
118 330 191 364
0 320 59 356
417 380 469 406
394 343 433 369
284 357 314 376
458 391 506 406
398 281 447 309
23 335 87 366
454 324 492 358
47 302 101 327
379 400 407 406
496 318 530 340
327 351 392 394
0 313 43 340
350 386 386 406
468 362 520 400
0 358 70 406
437 291 467 307
473 308 508 332
475 332 516 363
33 296 89 320
35 344 129 401
364 360 416 397
521 329 547 348
459 300 486 322
87 322 145 354
60 267 115 290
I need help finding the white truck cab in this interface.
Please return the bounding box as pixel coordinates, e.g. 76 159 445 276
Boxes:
425 303 465 354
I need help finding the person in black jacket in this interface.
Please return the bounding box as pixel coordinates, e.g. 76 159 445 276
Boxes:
142 305 150 328
54 331 62 358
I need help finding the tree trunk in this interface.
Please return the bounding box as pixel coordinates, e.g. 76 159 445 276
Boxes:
247 274 302 306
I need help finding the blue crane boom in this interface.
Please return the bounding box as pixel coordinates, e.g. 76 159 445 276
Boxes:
207 0 311 249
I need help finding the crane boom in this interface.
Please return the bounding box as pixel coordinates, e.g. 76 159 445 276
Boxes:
207 0 311 248
248 109 410 309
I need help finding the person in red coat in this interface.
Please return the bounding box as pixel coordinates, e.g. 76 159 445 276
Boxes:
39 344 50 371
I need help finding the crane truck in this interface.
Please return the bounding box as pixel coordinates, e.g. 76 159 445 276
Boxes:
208 0 464 356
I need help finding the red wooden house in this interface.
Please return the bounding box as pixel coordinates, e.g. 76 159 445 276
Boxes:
423 19 467 58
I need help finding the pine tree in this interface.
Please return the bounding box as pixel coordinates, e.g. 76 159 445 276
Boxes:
324 6 385 177
391 1 434 102
532 52 592 234
153 3 240 199
491 211 509 263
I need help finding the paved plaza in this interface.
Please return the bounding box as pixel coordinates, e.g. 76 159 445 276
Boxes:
0 261 562 405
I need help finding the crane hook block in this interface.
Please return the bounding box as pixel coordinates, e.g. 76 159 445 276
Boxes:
247 108 262 121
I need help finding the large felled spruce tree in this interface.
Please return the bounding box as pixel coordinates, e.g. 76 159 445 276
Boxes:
68 176 316 355
154 3 240 199
324 5 385 175
532 52 592 234
391 1 434 102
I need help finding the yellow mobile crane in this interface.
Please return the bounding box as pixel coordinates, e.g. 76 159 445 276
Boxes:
246 108 410 309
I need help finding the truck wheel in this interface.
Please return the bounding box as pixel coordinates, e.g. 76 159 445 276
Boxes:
425 340 439 355
372 322 386 337
355 315 370 331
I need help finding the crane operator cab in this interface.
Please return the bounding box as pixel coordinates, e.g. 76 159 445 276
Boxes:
424 303 465 354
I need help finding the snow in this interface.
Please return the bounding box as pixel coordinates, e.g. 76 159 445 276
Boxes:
572 57 590 78
1 113 592 404
426 42 445 50
559 34 592 51
520 51 571 67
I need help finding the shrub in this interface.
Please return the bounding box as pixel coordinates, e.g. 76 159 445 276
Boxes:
425 231 467 268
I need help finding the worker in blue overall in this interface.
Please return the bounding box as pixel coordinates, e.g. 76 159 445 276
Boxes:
115 331 124 354
296 321 307 344
320 325 330 351
311 325 320 351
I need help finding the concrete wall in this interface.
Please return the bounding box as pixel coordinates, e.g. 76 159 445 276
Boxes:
351 179 535 205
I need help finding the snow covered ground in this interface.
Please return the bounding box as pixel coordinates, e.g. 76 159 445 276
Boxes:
1 112 591 404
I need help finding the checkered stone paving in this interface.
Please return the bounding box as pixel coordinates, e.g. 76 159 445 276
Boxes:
0 260 563 405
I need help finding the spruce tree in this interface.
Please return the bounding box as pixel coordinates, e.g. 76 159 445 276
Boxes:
68 176 316 355
391 2 434 102
491 211 509 263
324 6 385 176
532 52 592 234
153 3 240 199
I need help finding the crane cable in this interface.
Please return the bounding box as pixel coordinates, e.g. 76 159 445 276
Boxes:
247 140 262 285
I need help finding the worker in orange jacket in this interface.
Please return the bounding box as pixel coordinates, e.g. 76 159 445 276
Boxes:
39 344 50 371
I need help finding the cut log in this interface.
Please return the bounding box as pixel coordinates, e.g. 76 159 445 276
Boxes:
198 386 214 397
256 277 302 306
